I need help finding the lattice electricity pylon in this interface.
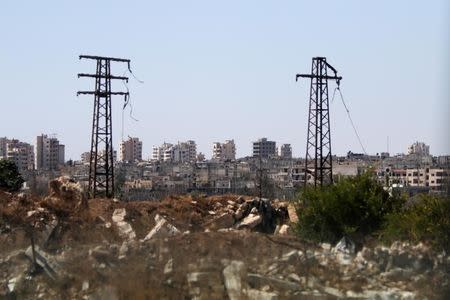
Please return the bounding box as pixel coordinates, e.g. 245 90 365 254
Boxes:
296 57 342 186
77 55 130 198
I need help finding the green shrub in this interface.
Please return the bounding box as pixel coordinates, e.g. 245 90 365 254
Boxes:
293 171 404 243
0 159 24 192
381 194 450 252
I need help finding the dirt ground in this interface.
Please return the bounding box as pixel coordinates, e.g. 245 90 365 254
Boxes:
1 189 449 299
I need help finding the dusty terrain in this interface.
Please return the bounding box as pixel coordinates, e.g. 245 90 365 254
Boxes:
0 180 449 299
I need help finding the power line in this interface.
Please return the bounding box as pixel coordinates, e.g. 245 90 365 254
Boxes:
336 87 368 155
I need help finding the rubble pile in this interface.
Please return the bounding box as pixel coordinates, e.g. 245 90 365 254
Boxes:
1 183 449 299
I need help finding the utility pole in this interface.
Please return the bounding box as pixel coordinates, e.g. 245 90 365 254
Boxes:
296 57 342 187
77 55 131 198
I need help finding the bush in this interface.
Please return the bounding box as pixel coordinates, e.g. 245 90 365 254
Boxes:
294 171 404 243
381 194 450 252
0 159 25 192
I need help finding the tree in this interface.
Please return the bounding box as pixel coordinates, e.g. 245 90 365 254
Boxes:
0 159 25 192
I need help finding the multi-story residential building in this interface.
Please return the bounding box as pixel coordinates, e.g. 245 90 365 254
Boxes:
152 140 197 163
1 139 35 172
120 137 143 162
408 141 430 156
278 144 292 159
252 138 276 158
35 134 65 170
378 167 449 191
212 140 236 161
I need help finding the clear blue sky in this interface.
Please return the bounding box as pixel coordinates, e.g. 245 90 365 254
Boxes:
1 1 448 160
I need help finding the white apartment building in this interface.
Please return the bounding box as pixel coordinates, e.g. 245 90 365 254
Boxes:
278 144 292 159
152 140 197 163
0 138 34 172
212 140 236 161
378 167 449 190
120 137 143 162
35 134 65 170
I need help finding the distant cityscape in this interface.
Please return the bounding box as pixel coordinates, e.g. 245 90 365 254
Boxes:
0 135 448 199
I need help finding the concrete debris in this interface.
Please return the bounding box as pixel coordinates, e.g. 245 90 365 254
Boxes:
274 224 291 235
142 214 180 242
333 236 356 255
164 258 173 274
236 213 262 229
111 208 136 241
222 260 247 300
1 191 448 299
25 245 62 280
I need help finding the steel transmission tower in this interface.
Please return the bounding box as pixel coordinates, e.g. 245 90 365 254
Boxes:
296 57 342 186
77 55 130 198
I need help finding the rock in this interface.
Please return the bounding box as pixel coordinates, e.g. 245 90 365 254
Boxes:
187 272 224 299
287 204 298 224
7 277 19 292
82 280 89 291
234 202 249 220
321 243 332 251
287 273 302 284
111 209 136 241
27 210 37 217
323 286 345 298
205 213 235 230
90 246 112 263
235 196 245 204
112 208 126 223
280 250 302 263
276 224 291 235
333 236 356 255
223 261 247 300
246 289 279 300
142 214 180 242
248 273 302 292
164 258 173 274
118 242 129 259
236 214 262 229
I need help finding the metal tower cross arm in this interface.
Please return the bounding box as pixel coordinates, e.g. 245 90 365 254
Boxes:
77 54 132 198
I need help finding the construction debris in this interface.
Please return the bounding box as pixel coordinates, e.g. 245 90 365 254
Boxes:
1 190 449 299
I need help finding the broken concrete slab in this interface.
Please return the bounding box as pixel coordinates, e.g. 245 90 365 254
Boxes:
111 208 136 241
25 245 62 280
222 260 247 300
141 214 180 242
236 214 262 229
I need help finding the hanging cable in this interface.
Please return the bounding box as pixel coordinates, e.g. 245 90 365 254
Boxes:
336 87 368 155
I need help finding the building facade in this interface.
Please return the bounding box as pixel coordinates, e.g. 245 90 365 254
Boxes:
278 144 292 159
120 137 143 162
252 138 276 158
152 140 197 163
35 134 65 170
212 140 236 161
0 138 34 172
